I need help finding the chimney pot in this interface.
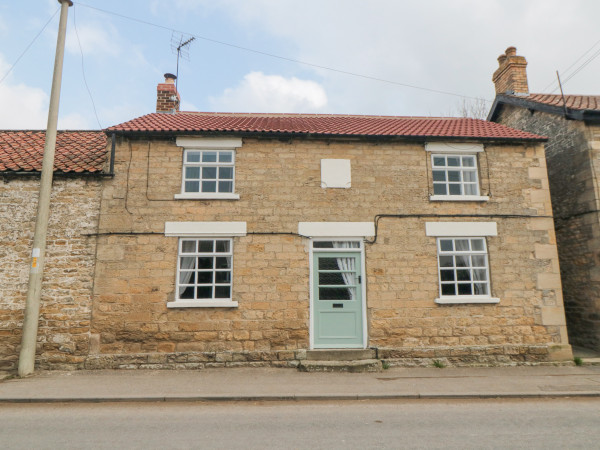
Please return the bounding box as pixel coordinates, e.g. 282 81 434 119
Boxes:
157 73 180 113
492 46 529 96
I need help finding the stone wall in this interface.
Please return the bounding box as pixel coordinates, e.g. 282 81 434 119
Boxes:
88 135 570 368
0 176 103 370
496 106 600 350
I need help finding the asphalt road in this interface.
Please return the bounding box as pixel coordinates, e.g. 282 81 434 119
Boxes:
1 398 599 449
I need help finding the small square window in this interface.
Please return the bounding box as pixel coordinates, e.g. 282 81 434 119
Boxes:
431 154 480 198
181 149 236 194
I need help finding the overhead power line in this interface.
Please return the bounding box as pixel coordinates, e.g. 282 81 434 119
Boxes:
542 37 600 93
76 2 490 103
0 7 60 86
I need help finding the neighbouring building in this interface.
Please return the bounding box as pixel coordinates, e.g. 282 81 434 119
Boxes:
0 130 109 370
489 46 600 351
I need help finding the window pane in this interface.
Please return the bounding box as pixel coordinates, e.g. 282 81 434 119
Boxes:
440 269 455 281
463 170 477 182
181 241 196 253
455 239 470 251
433 184 447 195
218 181 233 193
449 184 461 195
197 286 213 299
185 181 199 193
439 256 454 267
219 167 233 179
458 284 473 295
319 272 354 286
180 257 195 269
462 156 475 167
186 151 201 162
433 156 445 167
439 240 453 252
473 269 487 281
441 284 456 296
185 167 200 179
472 255 486 267
319 258 341 270
455 255 469 267
202 167 217 179
471 239 484 251
197 271 213 284
474 283 488 295
219 152 233 163
432 170 446 182
447 157 460 166
215 240 230 253
456 269 471 281
319 287 352 300
448 171 460 182
464 184 478 195
179 286 195 299
197 257 213 269
215 286 231 298
198 240 214 252
202 181 217 192
179 271 195 284
202 152 217 162
216 256 231 269
215 271 231 283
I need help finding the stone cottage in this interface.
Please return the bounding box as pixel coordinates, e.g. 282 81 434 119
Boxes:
0 130 109 370
488 46 600 351
80 75 572 370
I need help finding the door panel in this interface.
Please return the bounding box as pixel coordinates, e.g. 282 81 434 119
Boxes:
312 251 364 348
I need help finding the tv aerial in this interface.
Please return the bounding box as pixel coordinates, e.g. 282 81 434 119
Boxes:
171 33 195 90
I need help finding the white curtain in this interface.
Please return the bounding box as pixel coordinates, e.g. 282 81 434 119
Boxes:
179 256 196 297
332 242 356 300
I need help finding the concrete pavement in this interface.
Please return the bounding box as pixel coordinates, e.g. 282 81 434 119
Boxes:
1 365 600 403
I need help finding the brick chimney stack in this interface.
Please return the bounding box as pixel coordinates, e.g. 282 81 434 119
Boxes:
492 46 529 95
156 73 180 113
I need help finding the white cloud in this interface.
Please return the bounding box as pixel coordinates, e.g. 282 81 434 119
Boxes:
0 55 49 129
66 22 120 57
209 71 327 113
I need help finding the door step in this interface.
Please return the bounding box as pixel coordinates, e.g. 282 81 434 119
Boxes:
298 349 382 372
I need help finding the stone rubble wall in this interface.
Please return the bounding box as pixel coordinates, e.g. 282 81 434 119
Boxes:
0 176 102 370
496 106 600 351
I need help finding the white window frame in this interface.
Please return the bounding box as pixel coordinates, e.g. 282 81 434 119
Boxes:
174 137 241 200
166 221 245 308
426 222 499 304
425 142 488 202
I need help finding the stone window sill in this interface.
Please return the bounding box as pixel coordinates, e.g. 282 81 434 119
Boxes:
435 296 499 304
174 193 240 200
430 195 489 202
167 300 239 308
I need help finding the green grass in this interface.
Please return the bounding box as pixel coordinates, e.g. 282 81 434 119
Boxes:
432 359 446 369
574 356 583 366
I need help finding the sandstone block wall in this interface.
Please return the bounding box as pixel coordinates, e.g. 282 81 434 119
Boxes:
89 135 569 368
496 106 600 351
0 176 103 370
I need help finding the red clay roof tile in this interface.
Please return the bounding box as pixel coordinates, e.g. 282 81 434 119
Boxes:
108 112 544 141
521 94 600 111
0 130 108 173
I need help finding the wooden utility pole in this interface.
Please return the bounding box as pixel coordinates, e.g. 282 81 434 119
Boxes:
18 0 73 377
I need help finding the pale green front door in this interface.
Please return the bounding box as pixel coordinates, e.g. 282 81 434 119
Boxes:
313 251 364 348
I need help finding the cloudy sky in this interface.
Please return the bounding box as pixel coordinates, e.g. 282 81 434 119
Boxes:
0 0 599 129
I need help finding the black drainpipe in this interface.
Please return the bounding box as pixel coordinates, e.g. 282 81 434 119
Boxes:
108 132 116 176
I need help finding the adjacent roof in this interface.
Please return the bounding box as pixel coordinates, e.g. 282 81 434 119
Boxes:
488 94 600 122
108 112 545 141
0 130 108 173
